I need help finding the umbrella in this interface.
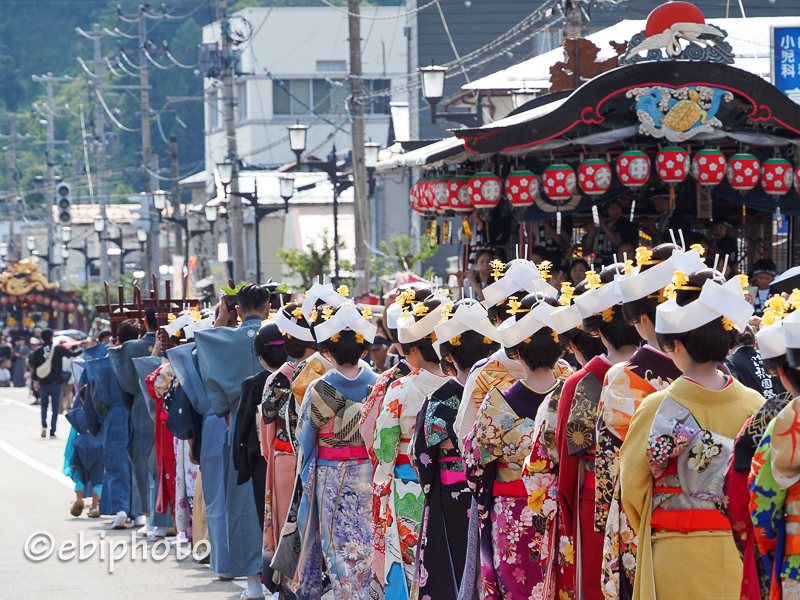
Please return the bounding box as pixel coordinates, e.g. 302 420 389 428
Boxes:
769 266 800 294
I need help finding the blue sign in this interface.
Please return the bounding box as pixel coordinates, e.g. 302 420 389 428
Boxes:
772 26 800 105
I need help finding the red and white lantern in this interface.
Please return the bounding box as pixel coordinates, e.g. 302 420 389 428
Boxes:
446 175 473 213
431 175 450 212
421 178 436 211
409 181 425 214
726 153 760 192
760 158 794 197
616 150 651 188
691 149 726 186
504 170 540 208
468 172 502 209
656 147 690 185
577 159 612 196
542 164 577 201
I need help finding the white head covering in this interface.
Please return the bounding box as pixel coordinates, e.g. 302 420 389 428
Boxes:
655 276 753 334
301 282 346 320
312 302 378 344
385 303 403 330
273 306 316 342
757 318 787 362
432 300 500 358
496 297 557 348
573 274 623 319
617 248 706 304
396 291 447 344
482 259 557 308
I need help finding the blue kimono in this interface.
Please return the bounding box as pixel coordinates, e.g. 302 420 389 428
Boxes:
167 342 231 575
109 333 164 523
84 345 131 516
195 316 265 579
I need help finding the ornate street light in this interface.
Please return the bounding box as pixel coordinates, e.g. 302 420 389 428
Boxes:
136 228 148 243
217 162 234 187
61 226 72 244
26 236 35 252
279 175 295 202
364 141 381 169
420 60 448 124
288 122 309 163
153 190 168 211
93 216 105 233
204 204 219 223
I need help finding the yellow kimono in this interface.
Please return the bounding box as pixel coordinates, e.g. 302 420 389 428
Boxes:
620 376 763 600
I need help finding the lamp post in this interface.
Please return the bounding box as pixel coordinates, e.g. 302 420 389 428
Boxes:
364 140 380 197
69 238 99 282
288 122 309 164
26 236 35 257
420 60 447 124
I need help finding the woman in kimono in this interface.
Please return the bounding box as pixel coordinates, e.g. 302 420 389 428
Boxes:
291 302 378 600
620 269 762 600
595 244 705 599
412 298 500 600
373 289 450 600
254 317 295 594
463 290 564 600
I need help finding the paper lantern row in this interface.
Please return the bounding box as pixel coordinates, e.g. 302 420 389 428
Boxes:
410 152 796 213
0 295 77 311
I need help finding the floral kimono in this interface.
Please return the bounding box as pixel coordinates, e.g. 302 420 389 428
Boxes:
260 361 296 594
287 368 378 600
750 397 800 600
412 379 471 600
373 367 449 600
557 355 612 599
595 346 679 600
464 380 563 600
620 376 763 600
726 393 789 600
360 361 411 598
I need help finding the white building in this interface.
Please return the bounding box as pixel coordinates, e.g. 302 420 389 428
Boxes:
201 6 408 177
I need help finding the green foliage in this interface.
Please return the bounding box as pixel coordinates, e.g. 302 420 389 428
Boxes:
371 233 438 278
68 273 138 321
220 281 250 295
278 230 353 288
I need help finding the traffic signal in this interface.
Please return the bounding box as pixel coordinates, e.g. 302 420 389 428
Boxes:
56 182 72 224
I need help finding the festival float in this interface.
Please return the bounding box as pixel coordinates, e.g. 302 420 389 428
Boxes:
386 1 800 274
0 259 82 333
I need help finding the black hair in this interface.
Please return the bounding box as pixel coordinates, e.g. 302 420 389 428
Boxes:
41 329 54 344
569 329 606 363
786 346 800 370
144 307 157 330
253 321 288 370
504 293 563 371
399 291 441 364
570 258 590 272
656 269 739 363
622 243 681 326
237 283 270 313
487 288 527 325
739 326 756 348
280 302 317 359
117 320 140 344
438 300 499 374
317 305 372 366
781 365 800 394
474 248 494 262
582 264 641 350
752 258 777 275
97 329 112 343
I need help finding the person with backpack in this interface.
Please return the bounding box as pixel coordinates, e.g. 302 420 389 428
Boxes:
29 329 83 438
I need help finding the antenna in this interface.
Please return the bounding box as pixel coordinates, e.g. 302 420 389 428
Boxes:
722 254 729 278
713 254 720 272
669 229 677 246
678 229 686 250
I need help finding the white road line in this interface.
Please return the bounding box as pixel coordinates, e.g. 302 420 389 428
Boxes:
0 438 73 488
0 396 44 413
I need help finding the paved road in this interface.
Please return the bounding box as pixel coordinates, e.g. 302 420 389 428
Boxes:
0 387 249 600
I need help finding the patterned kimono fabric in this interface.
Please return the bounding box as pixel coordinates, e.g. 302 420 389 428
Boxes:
373 367 449 600
292 368 378 600
750 397 800 600
725 394 789 600
412 379 471 600
522 379 572 600
595 346 680 600
620 377 763 600
556 355 612 600
361 360 411 597
174 438 198 536
464 380 562 600
260 362 297 594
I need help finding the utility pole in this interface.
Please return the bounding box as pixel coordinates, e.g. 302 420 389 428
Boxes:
90 23 110 281
32 73 71 281
348 0 370 296
7 114 18 261
170 134 184 258
219 0 245 282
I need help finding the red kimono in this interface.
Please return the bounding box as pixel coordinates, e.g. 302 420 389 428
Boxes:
556 354 612 599
146 365 176 516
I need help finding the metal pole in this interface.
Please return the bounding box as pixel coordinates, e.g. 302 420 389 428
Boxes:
219 0 245 282
92 23 109 281
255 210 261 284
138 5 155 282
333 183 340 284
170 134 183 258
8 114 16 261
84 239 89 282
44 77 55 281
348 0 370 295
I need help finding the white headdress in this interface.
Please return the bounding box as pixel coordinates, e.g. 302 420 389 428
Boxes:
312 302 377 344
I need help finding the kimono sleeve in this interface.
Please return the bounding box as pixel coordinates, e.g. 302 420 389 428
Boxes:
373 379 405 490
749 421 785 559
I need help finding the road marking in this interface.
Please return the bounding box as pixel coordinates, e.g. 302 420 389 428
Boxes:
0 438 73 489
0 396 44 413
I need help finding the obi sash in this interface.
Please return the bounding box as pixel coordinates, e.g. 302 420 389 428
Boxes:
647 396 734 530
318 445 369 461
566 370 604 457
493 480 527 497
439 456 466 485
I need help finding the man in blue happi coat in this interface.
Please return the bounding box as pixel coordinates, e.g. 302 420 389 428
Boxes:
195 284 268 600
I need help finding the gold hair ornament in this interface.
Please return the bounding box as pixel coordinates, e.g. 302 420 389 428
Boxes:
291 306 304 319
507 296 530 315
538 260 553 279
449 334 462 346
586 270 603 289
489 259 506 281
336 285 349 297
559 282 575 306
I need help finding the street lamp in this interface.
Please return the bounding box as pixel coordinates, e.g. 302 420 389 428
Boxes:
204 203 219 224
60 245 70 261
279 175 295 202
107 247 121 256
0 243 7 259
61 226 72 244
217 162 234 187
26 236 35 253
288 122 309 163
93 216 105 233
420 60 448 124
364 141 381 169
136 228 148 244
153 190 168 211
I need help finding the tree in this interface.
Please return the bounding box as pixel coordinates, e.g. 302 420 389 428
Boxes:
278 230 353 288
371 233 438 279
68 274 137 323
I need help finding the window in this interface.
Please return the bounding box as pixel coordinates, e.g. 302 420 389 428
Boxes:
236 82 247 123
316 60 347 72
272 78 392 116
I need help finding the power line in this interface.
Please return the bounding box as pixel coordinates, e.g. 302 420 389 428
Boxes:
317 0 439 20
95 89 140 133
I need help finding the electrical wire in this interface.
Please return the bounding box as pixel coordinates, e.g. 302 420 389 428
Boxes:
155 113 170 144
164 47 198 69
106 57 126 78
77 57 98 79
143 47 172 70
78 103 94 204
116 56 138 77
317 0 440 20
120 49 144 70
95 89 140 133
